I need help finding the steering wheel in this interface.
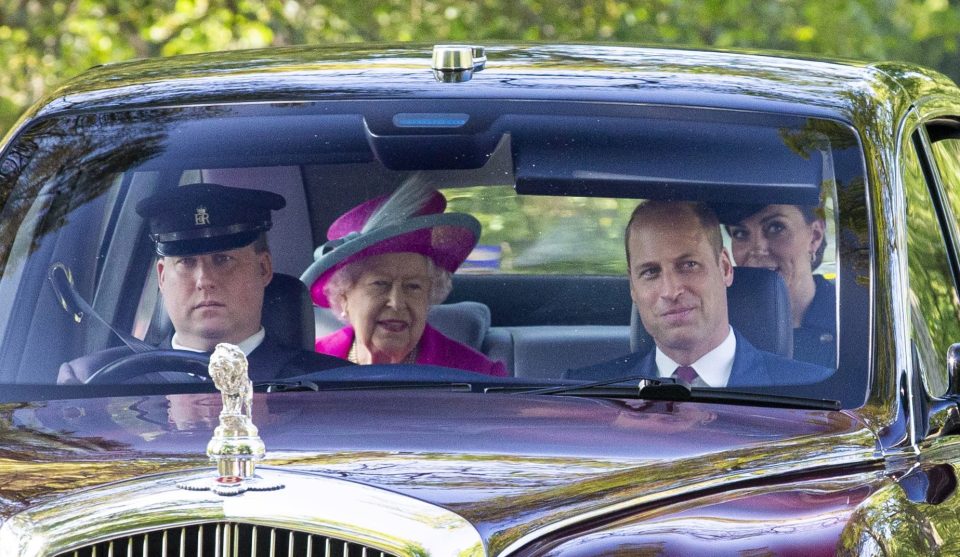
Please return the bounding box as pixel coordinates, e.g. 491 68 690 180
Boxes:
84 350 211 384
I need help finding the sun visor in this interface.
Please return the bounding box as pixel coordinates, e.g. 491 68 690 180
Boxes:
511 114 825 206
135 113 374 169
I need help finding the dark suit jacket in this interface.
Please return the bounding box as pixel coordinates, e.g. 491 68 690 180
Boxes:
58 334 350 384
794 275 837 368
565 330 832 387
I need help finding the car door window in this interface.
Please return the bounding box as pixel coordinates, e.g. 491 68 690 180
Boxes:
927 129 960 242
904 132 960 397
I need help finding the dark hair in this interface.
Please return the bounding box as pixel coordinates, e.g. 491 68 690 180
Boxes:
798 205 827 269
252 232 270 254
722 203 828 270
624 200 723 265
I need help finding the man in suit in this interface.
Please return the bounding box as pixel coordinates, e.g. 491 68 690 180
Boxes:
567 200 830 387
58 183 348 384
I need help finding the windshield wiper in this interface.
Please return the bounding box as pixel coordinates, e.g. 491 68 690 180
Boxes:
258 380 319 392
513 376 841 411
257 379 475 393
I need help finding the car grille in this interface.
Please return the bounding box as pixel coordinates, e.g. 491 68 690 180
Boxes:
55 522 397 557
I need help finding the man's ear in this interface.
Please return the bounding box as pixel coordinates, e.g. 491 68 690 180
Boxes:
259 251 274 286
626 256 641 307
628 274 642 308
155 258 166 291
719 249 734 287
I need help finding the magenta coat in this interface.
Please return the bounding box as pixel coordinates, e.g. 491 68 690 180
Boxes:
316 324 508 377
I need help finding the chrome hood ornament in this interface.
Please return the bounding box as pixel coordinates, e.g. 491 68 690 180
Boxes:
178 343 283 496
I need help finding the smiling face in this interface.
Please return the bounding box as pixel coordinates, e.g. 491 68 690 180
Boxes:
339 252 432 364
157 244 272 351
727 204 824 322
628 203 734 365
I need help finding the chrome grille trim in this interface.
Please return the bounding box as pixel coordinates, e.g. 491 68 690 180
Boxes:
0 469 484 557
52 523 397 557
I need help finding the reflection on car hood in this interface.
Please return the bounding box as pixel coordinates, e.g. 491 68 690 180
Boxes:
0 390 878 550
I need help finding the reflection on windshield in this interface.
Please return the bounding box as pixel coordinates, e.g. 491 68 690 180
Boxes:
0 101 865 407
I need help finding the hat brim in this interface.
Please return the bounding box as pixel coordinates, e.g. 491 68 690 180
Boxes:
300 213 481 307
711 203 767 225
155 230 261 257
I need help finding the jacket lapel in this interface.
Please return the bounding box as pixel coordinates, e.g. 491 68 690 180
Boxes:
626 349 660 380
726 332 774 387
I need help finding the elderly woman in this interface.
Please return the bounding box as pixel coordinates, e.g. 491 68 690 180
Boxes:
300 178 507 376
724 203 836 368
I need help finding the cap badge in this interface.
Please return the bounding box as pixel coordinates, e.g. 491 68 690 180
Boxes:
177 343 283 496
194 206 210 226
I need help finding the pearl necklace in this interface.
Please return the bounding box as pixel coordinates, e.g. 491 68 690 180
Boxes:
348 340 418 364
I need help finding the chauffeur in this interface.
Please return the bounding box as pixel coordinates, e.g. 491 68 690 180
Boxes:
58 183 347 384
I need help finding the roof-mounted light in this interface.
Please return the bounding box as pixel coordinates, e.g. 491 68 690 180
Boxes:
432 45 486 83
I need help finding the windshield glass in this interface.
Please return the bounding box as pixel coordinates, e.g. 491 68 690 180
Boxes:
0 100 868 407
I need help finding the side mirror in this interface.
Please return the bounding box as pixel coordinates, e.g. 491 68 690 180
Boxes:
948 343 960 396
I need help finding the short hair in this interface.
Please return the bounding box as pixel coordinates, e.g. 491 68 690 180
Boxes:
251 232 269 254
624 200 723 264
324 256 453 319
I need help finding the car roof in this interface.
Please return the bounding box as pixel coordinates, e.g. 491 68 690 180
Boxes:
17 43 960 128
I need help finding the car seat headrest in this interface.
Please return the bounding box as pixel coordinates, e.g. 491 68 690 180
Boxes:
426 301 491 351
262 273 315 351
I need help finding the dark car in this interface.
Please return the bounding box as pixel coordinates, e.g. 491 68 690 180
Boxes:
0 42 958 556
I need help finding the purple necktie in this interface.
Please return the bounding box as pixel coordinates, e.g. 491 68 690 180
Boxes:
673 365 699 385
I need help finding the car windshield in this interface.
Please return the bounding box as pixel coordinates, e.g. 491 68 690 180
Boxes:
0 99 868 407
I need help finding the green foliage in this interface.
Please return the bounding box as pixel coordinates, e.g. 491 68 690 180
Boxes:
444 186 634 274
1 0 959 135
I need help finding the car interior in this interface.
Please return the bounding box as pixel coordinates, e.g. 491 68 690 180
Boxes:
127 162 800 380
0 99 867 409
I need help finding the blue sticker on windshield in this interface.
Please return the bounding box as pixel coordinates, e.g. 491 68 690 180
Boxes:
393 113 470 128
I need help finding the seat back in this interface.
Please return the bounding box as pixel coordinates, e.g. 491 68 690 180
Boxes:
425 301 491 351
262 273 315 351
630 267 793 357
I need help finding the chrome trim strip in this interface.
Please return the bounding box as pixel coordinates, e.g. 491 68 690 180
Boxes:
0 468 484 557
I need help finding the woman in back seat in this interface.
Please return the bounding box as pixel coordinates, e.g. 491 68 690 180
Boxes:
722 203 836 368
300 176 507 376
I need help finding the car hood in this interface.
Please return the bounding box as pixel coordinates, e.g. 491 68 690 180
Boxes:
0 389 877 552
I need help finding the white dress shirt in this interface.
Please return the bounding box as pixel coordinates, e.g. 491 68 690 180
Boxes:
655 326 736 387
171 327 266 355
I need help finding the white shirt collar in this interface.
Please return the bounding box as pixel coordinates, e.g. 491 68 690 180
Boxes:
171 327 266 355
655 326 736 387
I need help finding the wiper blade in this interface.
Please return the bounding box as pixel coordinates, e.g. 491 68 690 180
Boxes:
517 376 841 411
257 380 475 393
258 380 319 392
